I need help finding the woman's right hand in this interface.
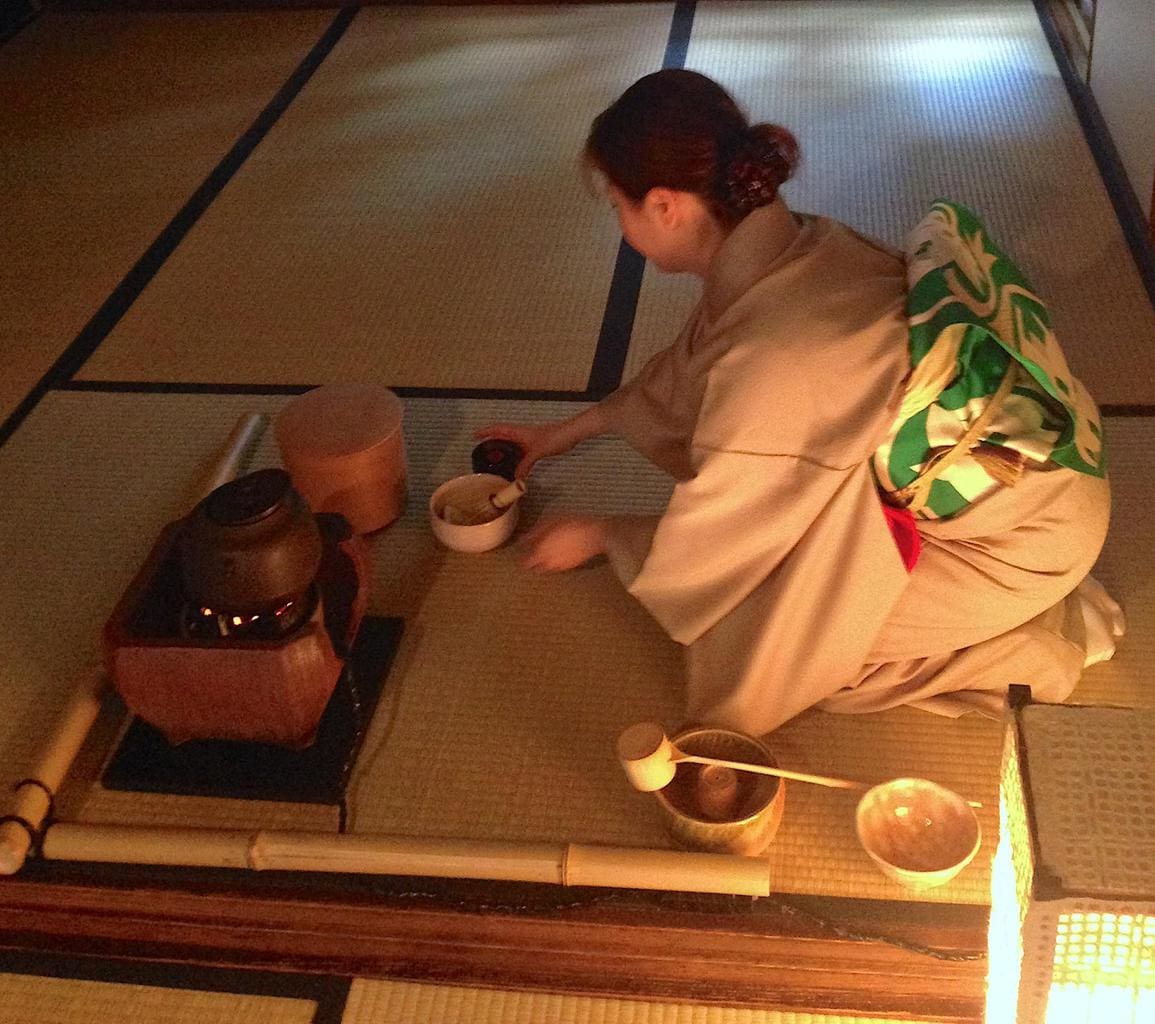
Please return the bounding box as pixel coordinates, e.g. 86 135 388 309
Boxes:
474 422 576 479
476 406 608 479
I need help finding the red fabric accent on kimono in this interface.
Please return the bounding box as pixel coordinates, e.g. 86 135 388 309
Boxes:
881 499 922 572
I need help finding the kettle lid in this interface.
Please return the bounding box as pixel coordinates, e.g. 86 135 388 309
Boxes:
205 468 292 527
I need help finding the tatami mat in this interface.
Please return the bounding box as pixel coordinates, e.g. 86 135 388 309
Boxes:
13 3 1152 404
4 4 1152 1017
1068 418 1155 708
0 10 333 424
344 978 941 1024
4 392 1146 902
627 0 1155 403
0 972 317 1024
626 267 700 385
74 787 339 833
0 969 945 1024
344 401 998 904
76 5 675 391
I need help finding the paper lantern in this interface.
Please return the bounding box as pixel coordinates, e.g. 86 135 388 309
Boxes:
987 688 1155 1023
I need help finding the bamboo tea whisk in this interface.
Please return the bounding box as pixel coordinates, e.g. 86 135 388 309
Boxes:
442 478 526 526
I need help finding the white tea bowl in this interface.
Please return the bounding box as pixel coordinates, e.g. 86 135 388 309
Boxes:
429 473 519 553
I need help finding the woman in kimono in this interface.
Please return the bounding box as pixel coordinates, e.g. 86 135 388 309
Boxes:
480 70 1121 736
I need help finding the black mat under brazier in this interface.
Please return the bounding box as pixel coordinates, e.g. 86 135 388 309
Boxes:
102 616 403 806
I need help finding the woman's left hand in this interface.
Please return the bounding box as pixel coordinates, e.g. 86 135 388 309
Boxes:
519 515 609 572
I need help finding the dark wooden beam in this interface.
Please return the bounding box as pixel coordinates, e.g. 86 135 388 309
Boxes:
0 867 988 1021
44 1 664 10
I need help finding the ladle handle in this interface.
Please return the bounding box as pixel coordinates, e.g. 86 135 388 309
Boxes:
673 753 866 791
674 754 983 807
188 412 268 508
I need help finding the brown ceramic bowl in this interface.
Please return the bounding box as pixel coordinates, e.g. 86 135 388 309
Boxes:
855 778 981 890
655 727 786 857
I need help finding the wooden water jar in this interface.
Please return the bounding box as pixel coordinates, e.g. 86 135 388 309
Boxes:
275 384 407 534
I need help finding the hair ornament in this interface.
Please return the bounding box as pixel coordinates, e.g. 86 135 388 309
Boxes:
720 128 793 215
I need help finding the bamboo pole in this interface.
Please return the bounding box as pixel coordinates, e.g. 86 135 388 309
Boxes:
0 670 107 876
0 413 267 876
41 824 774 897
185 411 267 507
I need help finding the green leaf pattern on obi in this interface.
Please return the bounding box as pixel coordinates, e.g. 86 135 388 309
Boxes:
874 200 1106 520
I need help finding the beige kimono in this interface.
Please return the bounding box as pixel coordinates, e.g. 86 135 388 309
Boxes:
599 201 1110 736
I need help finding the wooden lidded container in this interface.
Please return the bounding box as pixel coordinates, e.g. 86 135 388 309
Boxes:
275 384 407 534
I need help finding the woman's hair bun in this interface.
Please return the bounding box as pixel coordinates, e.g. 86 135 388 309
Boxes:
585 71 802 225
719 123 800 216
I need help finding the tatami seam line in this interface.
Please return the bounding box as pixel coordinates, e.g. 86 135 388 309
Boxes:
5 0 1154 450
56 379 600 403
48 381 1155 418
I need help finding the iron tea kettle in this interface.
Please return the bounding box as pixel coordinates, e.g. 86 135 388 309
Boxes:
179 468 323 617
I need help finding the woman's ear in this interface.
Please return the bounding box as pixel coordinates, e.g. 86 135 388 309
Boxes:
642 187 684 228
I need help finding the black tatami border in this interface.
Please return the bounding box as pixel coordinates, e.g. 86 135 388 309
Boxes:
0 0 38 48
47 380 1155 418
2 2 699 445
0 949 351 1024
1099 404 1155 417
1031 0 1155 312
58 378 603 403
558 0 695 399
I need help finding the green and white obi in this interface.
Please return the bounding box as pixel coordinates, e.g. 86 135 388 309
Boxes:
873 200 1107 520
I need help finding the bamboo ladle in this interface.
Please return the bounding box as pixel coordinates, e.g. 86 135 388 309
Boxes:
616 722 982 808
616 722 866 794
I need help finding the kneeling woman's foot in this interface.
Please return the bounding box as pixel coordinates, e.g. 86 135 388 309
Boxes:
1076 576 1126 667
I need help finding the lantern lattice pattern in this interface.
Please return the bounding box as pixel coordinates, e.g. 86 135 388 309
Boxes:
988 696 1155 1024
